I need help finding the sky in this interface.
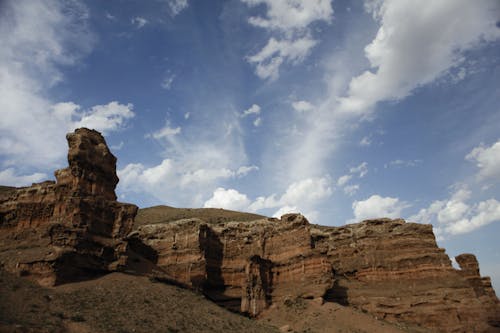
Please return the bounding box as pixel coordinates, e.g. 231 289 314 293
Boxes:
0 0 499 289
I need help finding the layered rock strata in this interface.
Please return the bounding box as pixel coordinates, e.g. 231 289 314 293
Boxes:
1 129 499 332
131 214 333 316
311 219 500 332
0 128 137 286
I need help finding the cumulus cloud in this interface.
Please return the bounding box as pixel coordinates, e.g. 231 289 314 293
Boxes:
118 154 250 206
203 188 251 211
118 159 238 207
466 140 500 182
339 0 500 114
247 37 318 80
242 104 261 117
242 0 333 33
248 176 333 218
165 0 189 16
336 162 368 197
75 101 135 133
131 16 148 29
409 186 500 237
272 205 299 218
0 168 47 187
352 194 409 222
243 0 333 80
292 100 314 113
202 176 332 221
0 1 134 170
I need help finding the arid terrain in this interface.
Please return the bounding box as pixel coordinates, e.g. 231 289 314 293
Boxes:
0 263 431 333
1 128 499 333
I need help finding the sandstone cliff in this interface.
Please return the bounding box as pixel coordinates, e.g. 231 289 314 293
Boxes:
0 128 137 286
1 129 499 333
311 219 500 332
130 214 333 316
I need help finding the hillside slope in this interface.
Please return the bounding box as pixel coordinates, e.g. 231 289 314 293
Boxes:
0 269 278 333
135 205 265 227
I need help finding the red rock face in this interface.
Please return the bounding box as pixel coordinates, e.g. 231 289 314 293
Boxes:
132 214 334 316
0 128 137 286
311 219 500 333
1 129 499 332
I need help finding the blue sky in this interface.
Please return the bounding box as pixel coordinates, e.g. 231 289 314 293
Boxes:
1 0 500 289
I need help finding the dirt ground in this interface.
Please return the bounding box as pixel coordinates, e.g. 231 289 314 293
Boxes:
258 297 428 333
0 269 278 333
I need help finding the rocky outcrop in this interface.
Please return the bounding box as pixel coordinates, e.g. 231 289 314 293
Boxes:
130 214 333 316
132 213 500 331
0 128 137 286
311 218 500 333
1 129 499 332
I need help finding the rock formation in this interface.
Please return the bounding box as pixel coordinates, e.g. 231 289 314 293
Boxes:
0 128 137 286
311 219 500 332
1 129 499 333
130 214 333 316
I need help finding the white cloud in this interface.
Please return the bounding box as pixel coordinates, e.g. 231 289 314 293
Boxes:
249 176 333 212
359 136 371 147
242 104 261 117
242 0 333 34
409 186 500 236
118 159 241 207
247 37 318 80
243 0 333 80
0 168 47 187
147 124 181 140
118 116 251 207
292 100 314 113
349 162 368 178
466 140 500 182
337 174 352 186
131 16 148 29
272 205 299 218
0 1 93 168
204 188 252 211
105 13 116 20
161 73 175 90
75 101 135 134
236 165 259 177
336 162 368 196
253 117 262 127
0 2 133 170
339 0 500 114
199 177 332 221
199 176 332 221
184 112 191 120
281 177 332 204
343 184 359 196
165 0 189 16
352 194 408 222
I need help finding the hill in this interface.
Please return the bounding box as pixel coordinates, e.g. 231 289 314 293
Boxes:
135 205 265 227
